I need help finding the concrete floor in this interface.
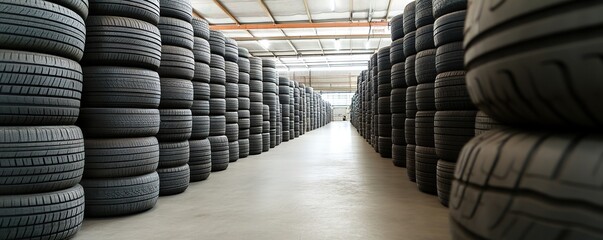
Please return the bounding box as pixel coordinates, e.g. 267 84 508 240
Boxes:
75 121 450 240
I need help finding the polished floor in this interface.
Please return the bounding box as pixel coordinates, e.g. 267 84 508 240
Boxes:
75 121 450 240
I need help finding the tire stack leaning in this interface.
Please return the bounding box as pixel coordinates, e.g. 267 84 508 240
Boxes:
238 47 251 159
432 1 475 207
451 0 603 237
79 0 164 216
390 13 407 167
156 1 196 196
377 46 393 158
189 18 212 182
413 0 438 195
279 77 291 141
208 30 229 171
262 59 279 148
294 82 302 138
224 38 240 163
248 57 264 155
0 0 88 237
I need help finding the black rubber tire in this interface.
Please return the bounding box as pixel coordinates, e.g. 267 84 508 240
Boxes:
238 97 250 110
406 144 416 182
158 141 189 168
226 83 239 98
378 137 392 158
391 62 406 89
193 62 211 82
192 18 210 40
209 30 225 56
157 109 192 141
159 78 194 109
249 57 263 80
415 146 438 195
225 61 240 83
84 137 159 178
193 37 211 65
405 55 417 86
434 71 474 111
433 10 465 47
0 126 84 195
189 139 211 182
210 83 226 99
416 83 435 111
0 185 84 239
226 98 239 112
157 164 190 196
210 54 225 70
224 38 239 63
210 67 226 84
436 42 464 73
238 47 250 58
193 81 210 101
415 25 435 52
432 0 466 19
238 138 249 158
226 123 239 141
390 38 405 65
239 72 250 85
403 2 416 34
451 128 603 239
81 172 159 217
249 134 262 155
392 144 406 167
208 136 229 171
436 159 455 207
0 0 86 61
228 140 239 162
89 0 159 24
405 118 415 145
158 17 194 50
390 14 405 41
406 86 417 117
377 83 392 98
378 97 391 115
158 45 195 79
83 16 161 69
250 80 263 93
83 66 160 108
415 49 437 84
191 99 210 116
415 111 436 147
378 46 392 72
239 84 250 98
261 133 270 152
390 88 406 114
209 115 226 136
48 0 89 19
415 0 434 28
191 115 210 140
378 71 391 85
0 50 83 125
78 108 160 138
434 110 477 161
159 0 192 22
474 111 503 136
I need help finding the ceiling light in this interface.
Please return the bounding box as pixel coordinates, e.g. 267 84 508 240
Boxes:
259 39 270 49
331 0 336 12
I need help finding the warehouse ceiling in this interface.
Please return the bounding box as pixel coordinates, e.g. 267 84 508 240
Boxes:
192 0 410 92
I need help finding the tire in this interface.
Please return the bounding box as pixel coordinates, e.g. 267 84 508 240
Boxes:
157 109 192 141
228 140 239 162
83 66 160 108
78 108 160 138
84 137 159 178
378 84 392 98
436 42 464 73
210 67 226 84
403 2 416 34
405 118 415 145
0 50 82 125
249 134 262 155
191 99 209 116
415 49 437 84
209 115 226 136
158 17 194 50
238 138 249 158
209 30 225 56
193 62 211 82
157 164 190 196
406 86 417 117
189 139 211 182
433 10 465 47
0 126 84 195
210 83 226 98
249 57 263 80
159 0 192 22
262 59 276 68
0 185 84 239
433 0 466 19
0 0 86 61
378 47 392 71
250 80 263 93
378 97 391 114
83 16 161 69
416 83 435 111
192 18 210 40
436 160 455 207
392 113 406 129
239 84 250 97
434 110 477 161
191 115 210 140
89 0 159 24
225 61 239 83
193 81 210 101
158 45 195 80
226 123 239 141
158 140 189 168
210 54 225 70
405 55 417 86
159 78 194 109
226 98 239 111
262 133 270 152
415 146 437 195
451 128 603 239
415 24 435 52
239 72 250 85
81 172 159 217
390 14 405 41
378 137 392 158
224 38 239 63
406 144 416 182
391 62 406 89
226 83 239 98
208 136 229 171
193 37 211 64
390 88 406 114
474 111 503 136
415 111 435 147
49 0 89 19
392 144 406 167
238 47 250 58
415 0 434 28
435 71 475 111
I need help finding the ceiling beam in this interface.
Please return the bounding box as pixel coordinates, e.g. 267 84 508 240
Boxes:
302 0 313 23
212 0 240 25
232 34 390 41
257 0 300 55
210 21 388 30
251 51 376 57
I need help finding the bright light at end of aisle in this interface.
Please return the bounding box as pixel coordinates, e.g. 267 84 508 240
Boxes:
259 39 270 49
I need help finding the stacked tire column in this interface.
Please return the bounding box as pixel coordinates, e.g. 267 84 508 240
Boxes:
299 83 307 135
208 30 229 171
377 47 393 158
276 100 282 145
237 47 251 159
403 1 419 182
289 80 296 139
294 82 302 137
248 57 264 155
262 59 278 148
189 19 212 182
432 2 475 207
0 0 88 237
156 0 196 196
390 14 407 167
370 54 379 151
279 77 291 141
79 0 164 216
414 0 439 195
224 38 240 162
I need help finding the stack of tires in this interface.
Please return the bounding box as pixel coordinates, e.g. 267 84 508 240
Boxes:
276 101 282 145
262 59 279 148
299 83 307 135
390 14 407 167
289 80 296 139
79 0 164 216
370 53 379 151
248 57 264 155
363 70 372 142
413 0 439 195
432 1 475 207
294 82 302 137
403 1 419 182
238 47 251 159
377 46 393 158
0 0 87 237
224 38 240 163
279 77 292 141
262 104 271 152
451 1 603 238
155 0 196 196
189 19 212 182
208 30 229 171
305 87 313 131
